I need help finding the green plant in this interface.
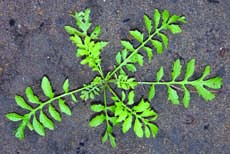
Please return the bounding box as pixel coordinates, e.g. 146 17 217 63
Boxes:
6 8 222 148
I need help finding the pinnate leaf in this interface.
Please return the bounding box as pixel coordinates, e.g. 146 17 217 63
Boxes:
122 115 132 133
89 114 105 127
6 113 23 122
144 15 152 34
130 30 144 42
59 99 71 116
127 91 135 105
109 134 116 148
49 105 61 122
134 118 143 138
121 40 135 52
156 67 164 81
154 9 160 28
145 125 151 138
148 123 158 138
185 59 195 80
41 76 54 98
39 111 54 130
162 10 169 24
90 104 104 112
25 87 40 104
168 86 179 104
15 95 32 110
151 40 163 54
204 77 222 89
133 99 150 112
158 33 168 48
194 85 215 101
168 24 182 34
148 85 155 101
63 79 69 93
90 25 101 39
126 64 136 72
116 52 121 64
172 59 182 80
182 86 190 108
143 46 153 63
71 94 78 102
33 116 45 136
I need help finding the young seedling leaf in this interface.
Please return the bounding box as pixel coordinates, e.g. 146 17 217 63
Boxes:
116 52 121 64
182 86 190 108
63 79 69 93
48 105 61 122
109 134 116 148
32 116 45 136
168 15 180 24
144 14 152 34
162 10 169 24
71 94 78 102
148 85 155 101
121 40 135 52
168 24 182 34
172 59 182 80
130 30 144 42
185 59 195 80
70 35 83 47
89 114 105 127
134 118 143 138
6 113 23 122
133 99 150 112
121 49 128 59
116 110 128 122
122 114 132 133
201 66 211 79
154 9 160 28
156 67 164 81
194 85 215 101
126 64 136 72
90 25 101 39
64 26 82 35
15 120 27 140
15 95 32 110
145 125 151 138
25 87 40 104
102 131 108 143
39 111 54 130
59 99 71 116
41 76 54 98
148 123 158 138
127 91 135 105
168 86 179 104
143 46 153 63
151 40 163 54
204 77 222 89
90 104 105 112
158 33 168 48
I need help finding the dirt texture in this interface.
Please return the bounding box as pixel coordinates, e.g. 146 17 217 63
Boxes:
0 0 230 154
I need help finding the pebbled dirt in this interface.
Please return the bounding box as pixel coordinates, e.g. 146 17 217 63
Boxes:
0 0 229 154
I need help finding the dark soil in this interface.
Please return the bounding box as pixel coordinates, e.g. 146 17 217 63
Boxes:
0 0 229 154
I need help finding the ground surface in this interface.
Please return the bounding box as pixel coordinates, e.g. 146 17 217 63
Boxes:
0 0 230 154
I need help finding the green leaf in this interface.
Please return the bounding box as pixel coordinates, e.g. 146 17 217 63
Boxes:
127 91 135 105
64 26 82 35
154 9 160 28
182 86 190 108
162 10 169 24
70 35 83 46
151 40 163 54
90 25 101 39
156 67 164 82
158 33 168 48
134 118 143 138
148 85 155 101
168 24 182 34
121 91 126 101
126 64 136 72
15 95 32 110
140 109 158 119
63 79 69 93
59 99 71 116
144 15 152 34
15 120 27 140
102 132 108 143
90 104 105 112
41 76 54 98
121 40 135 52
136 54 144 66
109 134 116 148
116 52 121 64
172 59 182 80
48 105 61 122
121 49 128 59
185 59 195 80
32 116 45 136
71 94 78 102
133 99 150 112
122 114 132 133
130 30 144 42
6 113 23 121
168 86 179 104
194 85 215 101
145 125 150 138
201 66 211 79
148 123 158 138
143 46 153 63
25 87 40 104
116 110 128 122
168 15 180 24
204 77 222 89
39 111 54 130
89 114 105 127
